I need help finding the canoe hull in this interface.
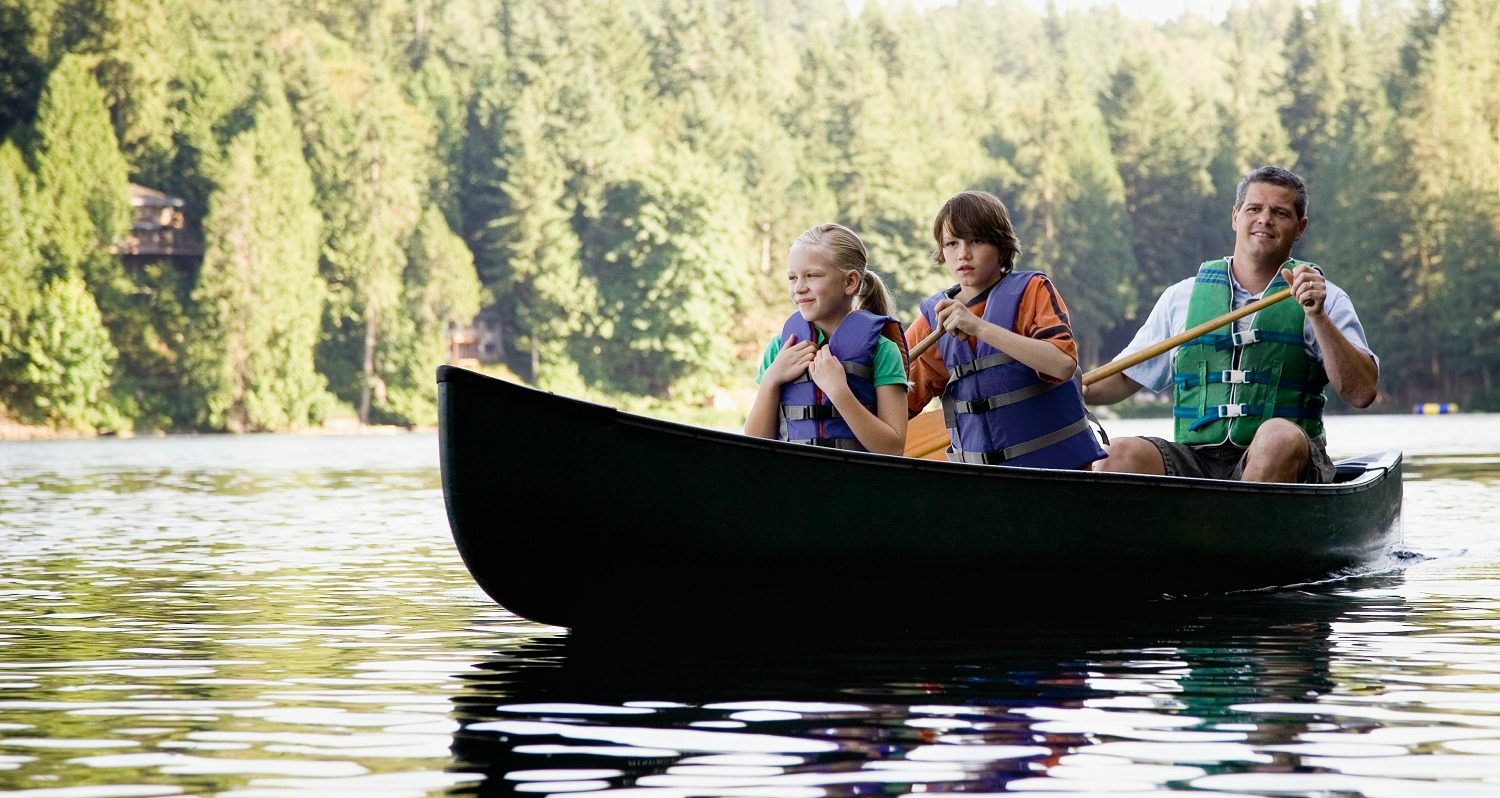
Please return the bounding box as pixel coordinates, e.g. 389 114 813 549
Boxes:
437 366 1403 630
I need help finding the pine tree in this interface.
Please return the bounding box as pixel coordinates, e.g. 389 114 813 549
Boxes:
375 205 481 425
18 53 129 428
279 27 428 425
187 75 328 431
1217 2 1298 175
1101 48 1214 310
1008 9 1136 367
1399 0 1500 404
27 53 132 279
1283 0 1350 180
10 271 119 429
0 142 41 414
0 0 54 136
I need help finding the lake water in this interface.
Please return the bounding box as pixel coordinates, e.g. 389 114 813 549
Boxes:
2 414 1499 797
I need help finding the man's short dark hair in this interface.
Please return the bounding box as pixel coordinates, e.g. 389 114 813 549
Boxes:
1235 165 1308 220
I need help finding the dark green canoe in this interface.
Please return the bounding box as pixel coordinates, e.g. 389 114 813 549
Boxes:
437 365 1404 631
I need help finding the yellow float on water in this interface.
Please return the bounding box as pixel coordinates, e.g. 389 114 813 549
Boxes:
1414 402 1459 415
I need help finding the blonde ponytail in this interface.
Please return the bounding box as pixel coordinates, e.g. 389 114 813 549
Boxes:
855 267 892 317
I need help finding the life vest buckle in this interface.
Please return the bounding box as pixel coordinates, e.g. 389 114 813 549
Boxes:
1220 369 1249 385
1230 329 1259 347
1216 403 1248 419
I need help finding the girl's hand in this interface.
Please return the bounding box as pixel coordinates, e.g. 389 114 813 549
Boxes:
763 336 815 386
935 297 984 337
808 346 849 396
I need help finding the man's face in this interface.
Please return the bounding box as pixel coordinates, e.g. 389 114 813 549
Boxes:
1232 182 1307 264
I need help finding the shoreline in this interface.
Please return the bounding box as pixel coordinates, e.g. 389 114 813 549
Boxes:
0 417 431 442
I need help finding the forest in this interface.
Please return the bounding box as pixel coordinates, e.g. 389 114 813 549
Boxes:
0 0 1496 434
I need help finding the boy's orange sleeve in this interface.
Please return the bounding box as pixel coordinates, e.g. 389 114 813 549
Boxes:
1017 276 1079 382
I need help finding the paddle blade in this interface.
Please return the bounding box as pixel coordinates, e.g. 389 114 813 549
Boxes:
904 410 949 460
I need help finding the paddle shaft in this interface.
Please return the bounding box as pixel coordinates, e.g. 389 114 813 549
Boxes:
1080 287 1293 387
906 285 963 360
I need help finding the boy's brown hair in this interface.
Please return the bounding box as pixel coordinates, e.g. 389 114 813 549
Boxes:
930 190 1022 273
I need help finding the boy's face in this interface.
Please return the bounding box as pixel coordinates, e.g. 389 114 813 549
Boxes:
940 223 1004 294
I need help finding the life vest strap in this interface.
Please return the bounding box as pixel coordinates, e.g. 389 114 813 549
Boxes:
1173 370 1314 393
1188 329 1305 352
948 417 1092 465
941 380 1060 428
946 352 1017 385
781 401 876 421
786 356 875 384
844 362 874 382
1174 403 1323 432
787 437 866 450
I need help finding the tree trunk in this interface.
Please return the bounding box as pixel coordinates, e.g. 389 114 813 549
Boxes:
359 306 380 426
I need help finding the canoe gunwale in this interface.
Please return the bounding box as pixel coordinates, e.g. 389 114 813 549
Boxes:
439 364 1397 498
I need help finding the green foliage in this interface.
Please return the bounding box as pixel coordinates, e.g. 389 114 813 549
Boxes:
579 145 751 398
278 25 429 424
186 74 328 432
0 0 53 135
373 205 482 426
26 53 132 276
3 0 1500 432
10 270 120 430
0 141 41 402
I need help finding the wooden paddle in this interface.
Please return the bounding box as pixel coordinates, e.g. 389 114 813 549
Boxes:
906 285 962 361
1079 286 1292 386
902 286 1294 460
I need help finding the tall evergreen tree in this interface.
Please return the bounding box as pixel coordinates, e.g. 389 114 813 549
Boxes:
187 75 328 431
462 69 592 391
0 142 41 414
371 204 480 425
19 53 128 427
26 53 132 279
0 0 55 135
279 27 428 424
1101 48 1214 313
1283 0 1350 180
1007 10 1135 367
1400 0 1500 402
1216 2 1298 174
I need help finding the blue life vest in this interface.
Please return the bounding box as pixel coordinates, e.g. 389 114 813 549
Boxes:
919 272 1105 469
777 309 900 451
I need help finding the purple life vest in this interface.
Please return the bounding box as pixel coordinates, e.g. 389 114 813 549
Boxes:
918 272 1104 469
777 309 897 450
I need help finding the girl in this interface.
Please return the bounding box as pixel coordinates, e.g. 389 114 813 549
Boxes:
906 191 1105 469
745 223 909 455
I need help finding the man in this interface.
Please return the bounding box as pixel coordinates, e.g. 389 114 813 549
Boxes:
1083 166 1378 483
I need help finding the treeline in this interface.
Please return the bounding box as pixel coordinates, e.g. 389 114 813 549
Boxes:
0 0 1497 433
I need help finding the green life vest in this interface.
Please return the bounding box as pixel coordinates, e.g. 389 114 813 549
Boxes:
1173 258 1328 446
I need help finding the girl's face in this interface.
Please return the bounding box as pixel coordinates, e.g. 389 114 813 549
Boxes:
940 223 1004 296
787 244 858 330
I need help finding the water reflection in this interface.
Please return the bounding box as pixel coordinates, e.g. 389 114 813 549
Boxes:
6 432 1500 797
446 583 1409 795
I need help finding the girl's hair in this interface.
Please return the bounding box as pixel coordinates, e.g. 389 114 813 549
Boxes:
930 190 1022 274
792 223 893 317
